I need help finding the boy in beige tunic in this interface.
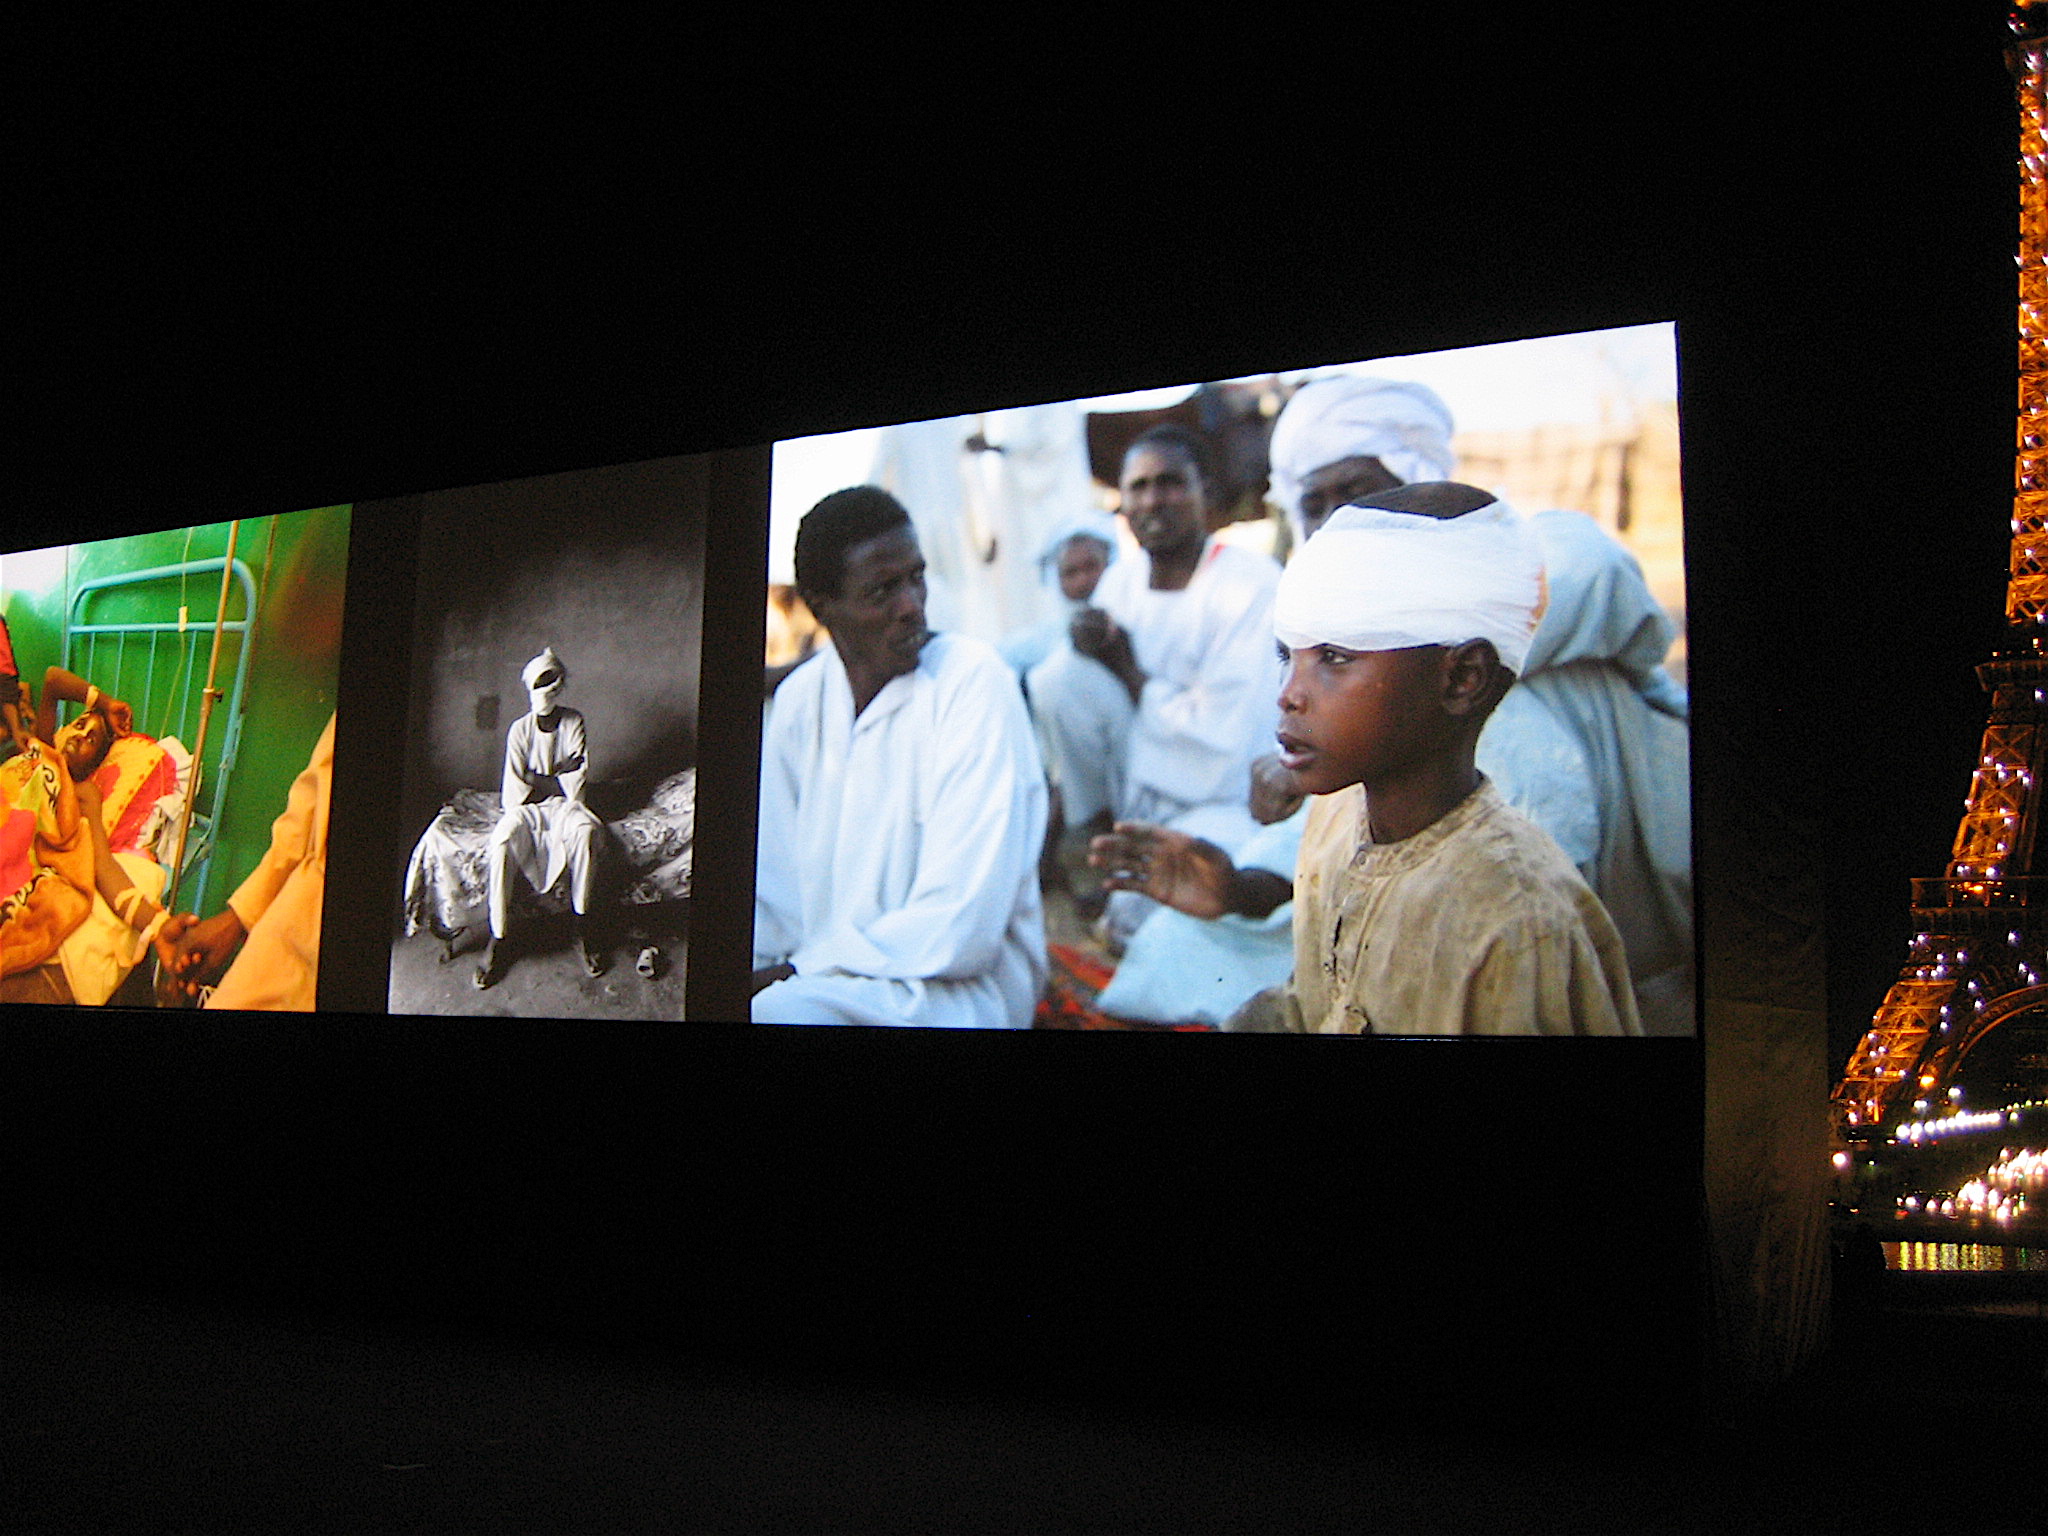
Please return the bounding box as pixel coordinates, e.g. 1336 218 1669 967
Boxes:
1100 483 1641 1036
1273 486 1640 1035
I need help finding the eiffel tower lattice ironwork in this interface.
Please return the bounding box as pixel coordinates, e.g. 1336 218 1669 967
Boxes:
1833 5 2048 1129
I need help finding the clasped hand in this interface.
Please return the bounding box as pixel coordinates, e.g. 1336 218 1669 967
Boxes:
152 909 248 1003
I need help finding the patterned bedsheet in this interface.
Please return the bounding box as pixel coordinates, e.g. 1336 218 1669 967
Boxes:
402 767 694 938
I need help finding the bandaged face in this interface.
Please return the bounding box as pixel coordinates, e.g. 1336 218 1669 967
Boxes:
522 648 569 717
1273 499 1542 675
1275 640 1452 799
528 667 563 716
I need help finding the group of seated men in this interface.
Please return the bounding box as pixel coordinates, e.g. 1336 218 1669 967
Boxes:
0 664 332 1010
751 376 1692 1036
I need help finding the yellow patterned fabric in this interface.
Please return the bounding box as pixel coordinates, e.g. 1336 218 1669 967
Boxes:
0 739 96 978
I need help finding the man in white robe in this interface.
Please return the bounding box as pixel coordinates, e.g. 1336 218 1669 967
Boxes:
477 647 607 986
1481 507 1693 1034
1028 425 1281 854
753 486 1047 1030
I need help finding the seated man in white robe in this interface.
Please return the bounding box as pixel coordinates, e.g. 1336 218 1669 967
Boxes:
475 647 607 987
753 486 1048 1030
1026 425 1281 942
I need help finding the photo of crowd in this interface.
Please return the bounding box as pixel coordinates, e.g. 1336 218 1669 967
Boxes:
755 325 1692 1035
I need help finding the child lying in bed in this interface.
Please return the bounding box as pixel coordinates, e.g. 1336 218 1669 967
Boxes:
0 667 184 1003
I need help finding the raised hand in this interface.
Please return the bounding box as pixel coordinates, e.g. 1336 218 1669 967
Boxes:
1248 752 1306 826
1087 821 1235 920
1069 608 1144 702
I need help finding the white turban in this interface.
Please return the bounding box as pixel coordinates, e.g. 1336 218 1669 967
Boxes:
1267 377 1457 538
1036 511 1119 572
1274 500 1544 675
522 647 567 688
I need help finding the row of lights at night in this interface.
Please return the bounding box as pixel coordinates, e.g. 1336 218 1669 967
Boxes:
1898 1189 2032 1222
1891 1146 2043 1224
1896 1108 2018 1141
1839 1093 2046 1137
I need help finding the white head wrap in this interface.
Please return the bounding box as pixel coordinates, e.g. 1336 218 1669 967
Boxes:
521 646 567 689
1036 511 1119 575
1267 377 1458 540
1274 499 1544 675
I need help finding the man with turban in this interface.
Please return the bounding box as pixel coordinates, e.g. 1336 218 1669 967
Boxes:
1265 375 1459 550
475 647 607 987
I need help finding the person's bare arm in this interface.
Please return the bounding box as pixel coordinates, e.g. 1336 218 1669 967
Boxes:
74 778 185 974
37 666 132 744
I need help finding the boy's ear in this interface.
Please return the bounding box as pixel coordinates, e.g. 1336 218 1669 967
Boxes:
1440 639 1508 717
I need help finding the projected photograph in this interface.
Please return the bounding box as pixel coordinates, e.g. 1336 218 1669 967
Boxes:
0 508 348 1010
757 324 1691 1035
386 457 704 1020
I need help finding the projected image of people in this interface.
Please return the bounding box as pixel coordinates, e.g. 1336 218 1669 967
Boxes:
389 458 703 1020
762 324 1693 1034
0 509 348 1010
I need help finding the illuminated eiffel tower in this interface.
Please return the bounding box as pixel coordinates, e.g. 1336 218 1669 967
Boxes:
1832 4 2048 1130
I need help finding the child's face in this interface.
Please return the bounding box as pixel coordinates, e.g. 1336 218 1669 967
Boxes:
1274 641 1447 798
1056 538 1108 604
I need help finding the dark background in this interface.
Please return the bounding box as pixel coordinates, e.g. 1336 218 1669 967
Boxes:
5 2 2027 1463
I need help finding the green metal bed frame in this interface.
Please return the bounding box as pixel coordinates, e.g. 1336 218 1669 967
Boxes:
63 556 257 918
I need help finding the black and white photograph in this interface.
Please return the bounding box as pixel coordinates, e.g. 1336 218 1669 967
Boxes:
385 457 706 1019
